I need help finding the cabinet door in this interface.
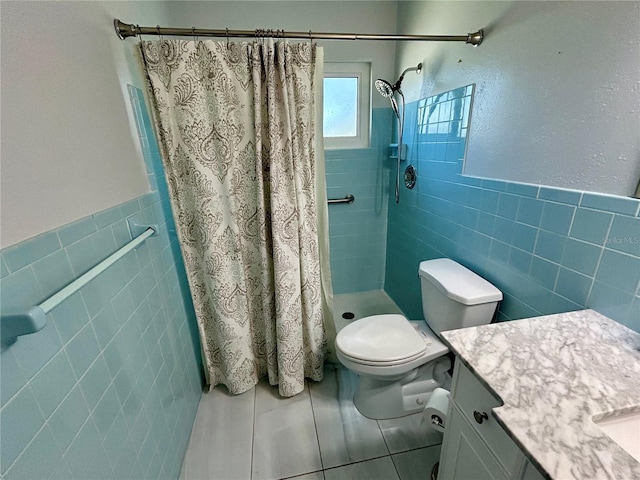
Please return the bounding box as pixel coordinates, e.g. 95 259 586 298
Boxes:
452 362 522 473
518 459 547 480
439 404 508 480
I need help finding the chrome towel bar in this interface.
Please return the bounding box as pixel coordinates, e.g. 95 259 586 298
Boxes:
1 226 157 346
328 194 355 205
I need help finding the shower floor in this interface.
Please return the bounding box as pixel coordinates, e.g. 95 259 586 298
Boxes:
332 289 404 332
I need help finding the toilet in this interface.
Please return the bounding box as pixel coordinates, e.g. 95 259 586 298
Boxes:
335 258 502 420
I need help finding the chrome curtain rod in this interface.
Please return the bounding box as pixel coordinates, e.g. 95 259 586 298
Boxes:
114 19 484 46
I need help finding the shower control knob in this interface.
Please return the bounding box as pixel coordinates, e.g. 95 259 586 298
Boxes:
473 410 488 424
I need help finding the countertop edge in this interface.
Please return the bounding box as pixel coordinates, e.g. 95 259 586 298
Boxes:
441 332 553 479
441 309 640 480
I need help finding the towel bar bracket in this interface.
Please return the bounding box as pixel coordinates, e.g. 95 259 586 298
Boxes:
127 218 159 238
0 307 47 347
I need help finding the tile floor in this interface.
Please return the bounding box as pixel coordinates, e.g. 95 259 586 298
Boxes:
180 364 442 480
180 291 441 480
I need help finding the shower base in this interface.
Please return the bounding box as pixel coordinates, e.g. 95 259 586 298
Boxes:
332 290 404 333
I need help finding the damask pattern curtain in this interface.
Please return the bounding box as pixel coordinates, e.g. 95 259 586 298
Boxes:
139 39 330 397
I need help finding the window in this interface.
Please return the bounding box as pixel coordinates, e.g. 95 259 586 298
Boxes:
323 63 370 149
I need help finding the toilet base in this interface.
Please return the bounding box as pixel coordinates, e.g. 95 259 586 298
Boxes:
352 357 451 420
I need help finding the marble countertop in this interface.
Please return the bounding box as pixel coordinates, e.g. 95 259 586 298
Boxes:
441 309 640 480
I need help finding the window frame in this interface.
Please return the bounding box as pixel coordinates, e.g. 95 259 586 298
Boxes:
323 62 371 150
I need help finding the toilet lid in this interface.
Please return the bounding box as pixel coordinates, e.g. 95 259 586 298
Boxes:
335 314 427 363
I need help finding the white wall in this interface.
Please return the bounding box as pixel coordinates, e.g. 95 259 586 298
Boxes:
166 1 398 108
1 0 398 248
0 1 173 248
394 1 640 197
4 0 637 249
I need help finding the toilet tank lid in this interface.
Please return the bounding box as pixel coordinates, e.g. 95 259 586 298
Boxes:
419 259 503 305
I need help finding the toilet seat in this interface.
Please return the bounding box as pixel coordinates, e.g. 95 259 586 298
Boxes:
335 314 448 369
340 348 428 367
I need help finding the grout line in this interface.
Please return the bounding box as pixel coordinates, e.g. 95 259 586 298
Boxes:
321 453 395 473
376 418 392 456
279 469 326 480
394 443 444 455
586 214 616 303
584 251 603 306
389 452 403 479
308 372 326 471
565 205 578 241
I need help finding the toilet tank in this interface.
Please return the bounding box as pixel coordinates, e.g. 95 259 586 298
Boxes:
418 259 503 334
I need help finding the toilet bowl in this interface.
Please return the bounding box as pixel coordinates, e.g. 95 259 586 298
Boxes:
335 258 502 421
336 315 450 419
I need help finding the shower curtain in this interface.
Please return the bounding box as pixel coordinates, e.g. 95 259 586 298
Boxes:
139 38 332 397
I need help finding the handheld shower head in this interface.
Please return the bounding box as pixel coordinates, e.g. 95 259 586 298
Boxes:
375 63 422 204
375 79 395 98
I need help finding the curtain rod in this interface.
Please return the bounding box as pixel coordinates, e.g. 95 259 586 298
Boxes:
113 19 484 46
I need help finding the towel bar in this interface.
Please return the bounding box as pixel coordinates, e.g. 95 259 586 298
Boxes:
1 226 157 346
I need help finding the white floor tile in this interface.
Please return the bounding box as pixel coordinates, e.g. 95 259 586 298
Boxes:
181 385 255 480
252 380 322 480
392 445 442 480
323 456 400 480
283 471 325 480
179 286 444 480
309 365 389 469
378 413 443 454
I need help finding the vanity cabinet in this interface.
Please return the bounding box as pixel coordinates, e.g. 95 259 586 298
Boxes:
438 362 546 480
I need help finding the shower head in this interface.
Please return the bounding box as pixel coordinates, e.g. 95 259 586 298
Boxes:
374 62 423 98
375 79 395 98
376 63 422 205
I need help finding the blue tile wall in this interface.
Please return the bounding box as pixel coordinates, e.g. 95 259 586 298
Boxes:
0 86 203 479
384 85 640 333
326 108 394 293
